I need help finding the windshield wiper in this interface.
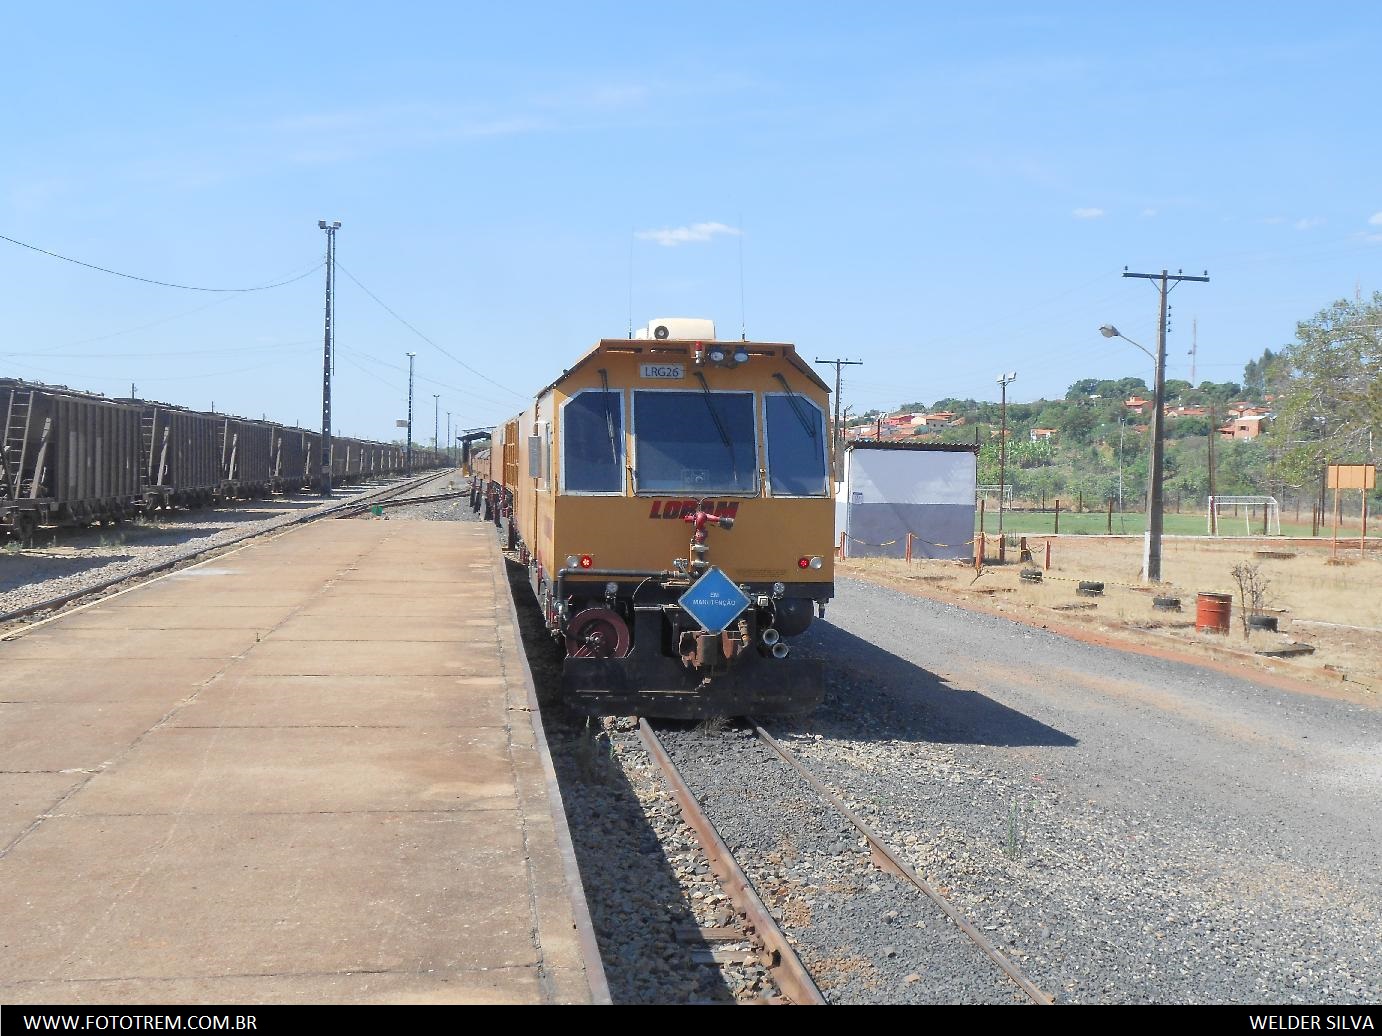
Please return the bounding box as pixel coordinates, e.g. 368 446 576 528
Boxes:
692 371 738 483
597 368 618 464
773 372 817 438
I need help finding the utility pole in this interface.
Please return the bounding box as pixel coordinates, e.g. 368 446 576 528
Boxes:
406 351 416 474
1121 267 1210 581
814 357 863 476
446 411 452 466
317 219 341 496
433 394 440 451
997 371 1018 556
1208 404 1217 534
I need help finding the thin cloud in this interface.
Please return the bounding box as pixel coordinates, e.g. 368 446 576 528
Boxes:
1294 217 1324 230
1369 212 1382 226
1072 207 1105 220
636 221 741 247
1141 208 1158 218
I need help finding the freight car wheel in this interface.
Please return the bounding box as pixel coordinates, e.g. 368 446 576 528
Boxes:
565 607 632 659
16 512 38 548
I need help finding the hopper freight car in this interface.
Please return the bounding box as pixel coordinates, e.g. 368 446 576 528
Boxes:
137 401 222 509
483 318 835 718
271 426 310 494
220 416 274 498
2 379 143 543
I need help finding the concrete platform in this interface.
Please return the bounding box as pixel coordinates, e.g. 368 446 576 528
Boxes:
0 520 607 1005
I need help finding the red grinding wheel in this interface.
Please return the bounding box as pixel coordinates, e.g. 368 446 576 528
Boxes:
565 607 632 659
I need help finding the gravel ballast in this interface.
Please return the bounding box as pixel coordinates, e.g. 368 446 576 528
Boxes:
654 722 1032 1004
771 576 1382 1004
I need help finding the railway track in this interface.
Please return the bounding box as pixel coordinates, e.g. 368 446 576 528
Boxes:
645 719 1054 1005
637 719 826 1005
0 469 456 630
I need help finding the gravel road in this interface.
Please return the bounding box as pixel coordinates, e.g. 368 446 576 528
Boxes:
769 576 1382 1003
0 469 460 617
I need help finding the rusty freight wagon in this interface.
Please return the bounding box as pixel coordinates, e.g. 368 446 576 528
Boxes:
2 379 143 543
270 425 311 494
219 417 273 498
136 401 222 509
330 436 360 483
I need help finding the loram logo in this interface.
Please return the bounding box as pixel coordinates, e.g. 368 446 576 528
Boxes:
647 500 741 521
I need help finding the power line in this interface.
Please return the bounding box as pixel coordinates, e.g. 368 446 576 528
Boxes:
0 232 322 292
336 346 514 411
334 260 527 401
7 341 316 360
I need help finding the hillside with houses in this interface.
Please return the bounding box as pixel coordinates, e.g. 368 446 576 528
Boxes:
840 375 1313 520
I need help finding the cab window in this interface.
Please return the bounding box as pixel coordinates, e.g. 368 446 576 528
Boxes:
633 390 757 495
561 390 624 493
765 394 829 496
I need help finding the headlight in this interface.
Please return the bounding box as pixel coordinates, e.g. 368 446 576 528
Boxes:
772 581 786 597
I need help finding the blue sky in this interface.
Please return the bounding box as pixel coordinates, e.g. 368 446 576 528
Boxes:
4 3 1380 440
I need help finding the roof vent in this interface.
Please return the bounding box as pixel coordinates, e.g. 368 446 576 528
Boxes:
634 317 716 341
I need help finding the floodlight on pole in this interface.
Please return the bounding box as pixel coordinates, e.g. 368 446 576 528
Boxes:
317 220 341 496
406 352 417 474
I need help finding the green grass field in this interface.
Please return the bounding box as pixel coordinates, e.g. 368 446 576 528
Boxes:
979 509 1327 538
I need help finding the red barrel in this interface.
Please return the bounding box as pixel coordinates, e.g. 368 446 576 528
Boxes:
1196 592 1232 634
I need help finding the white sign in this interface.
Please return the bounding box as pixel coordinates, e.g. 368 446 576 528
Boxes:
396 419 409 428
640 363 684 380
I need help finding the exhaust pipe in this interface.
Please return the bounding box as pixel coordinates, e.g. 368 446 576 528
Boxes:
771 642 790 659
761 627 781 646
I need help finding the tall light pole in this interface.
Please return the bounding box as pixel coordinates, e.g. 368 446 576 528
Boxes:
1114 267 1209 581
446 410 452 466
432 394 440 451
406 352 416 474
317 219 340 496
1100 324 1164 581
996 371 1017 558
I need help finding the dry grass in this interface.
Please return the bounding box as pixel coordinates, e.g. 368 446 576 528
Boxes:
842 536 1382 698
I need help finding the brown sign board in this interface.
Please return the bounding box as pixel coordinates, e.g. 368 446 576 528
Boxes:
1327 464 1376 490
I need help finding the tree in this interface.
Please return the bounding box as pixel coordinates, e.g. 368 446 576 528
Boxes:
1270 292 1382 486
1164 378 1193 400
1197 380 1243 403
1242 348 1278 398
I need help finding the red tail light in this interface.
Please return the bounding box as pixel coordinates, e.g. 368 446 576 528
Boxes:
579 555 594 569
798 557 810 569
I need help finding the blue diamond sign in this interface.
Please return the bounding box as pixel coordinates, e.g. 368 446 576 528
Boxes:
678 566 752 634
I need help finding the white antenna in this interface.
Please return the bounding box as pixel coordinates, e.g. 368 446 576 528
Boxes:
627 231 634 339
738 214 747 341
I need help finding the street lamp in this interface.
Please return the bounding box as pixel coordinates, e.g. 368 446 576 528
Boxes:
1100 324 1166 581
433 394 440 451
406 352 416 474
317 220 340 496
996 371 1017 559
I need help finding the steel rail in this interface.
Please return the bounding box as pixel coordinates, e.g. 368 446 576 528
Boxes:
637 719 827 1006
336 489 470 516
0 471 450 628
748 720 1054 1005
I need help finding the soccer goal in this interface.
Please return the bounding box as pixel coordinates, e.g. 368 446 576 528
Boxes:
1207 495 1280 536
